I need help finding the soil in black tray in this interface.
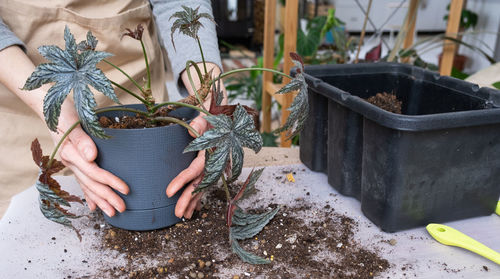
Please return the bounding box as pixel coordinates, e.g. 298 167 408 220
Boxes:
366 92 402 114
88 186 391 279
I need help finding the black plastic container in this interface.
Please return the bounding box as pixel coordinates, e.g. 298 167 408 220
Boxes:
300 63 500 232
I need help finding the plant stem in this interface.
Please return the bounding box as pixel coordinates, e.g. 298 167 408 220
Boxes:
151 101 210 115
196 36 208 74
103 60 145 95
215 68 293 84
221 175 231 203
47 121 81 169
186 60 204 82
110 80 150 107
185 61 209 112
140 40 151 91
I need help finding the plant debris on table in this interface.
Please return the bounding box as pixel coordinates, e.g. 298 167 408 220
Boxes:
89 184 390 279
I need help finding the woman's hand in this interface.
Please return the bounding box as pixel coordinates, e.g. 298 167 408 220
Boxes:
167 62 226 218
0 46 129 217
51 100 129 217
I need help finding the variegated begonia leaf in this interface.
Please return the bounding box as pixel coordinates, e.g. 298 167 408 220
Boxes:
274 52 309 139
23 26 119 139
31 139 83 240
229 206 279 265
169 5 215 50
184 105 262 191
231 238 270 265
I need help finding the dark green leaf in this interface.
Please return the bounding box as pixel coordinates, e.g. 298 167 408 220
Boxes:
492 82 500 90
230 207 279 240
185 105 262 189
231 238 270 264
232 206 277 227
451 67 470 80
169 5 215 49
242 168 264 199
23 26 117 138
262 132 278 147
274 53 309 139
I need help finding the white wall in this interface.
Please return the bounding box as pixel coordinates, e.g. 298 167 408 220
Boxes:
459 0 500 73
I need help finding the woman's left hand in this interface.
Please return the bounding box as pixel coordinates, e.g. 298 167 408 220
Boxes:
166 62 225 218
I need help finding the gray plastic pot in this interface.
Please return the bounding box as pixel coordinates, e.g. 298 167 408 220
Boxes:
90 104 197 231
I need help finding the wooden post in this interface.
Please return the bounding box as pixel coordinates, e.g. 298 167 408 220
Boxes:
280 0 298 147
401 0 419 63
440 0 465 76
261 0 276 133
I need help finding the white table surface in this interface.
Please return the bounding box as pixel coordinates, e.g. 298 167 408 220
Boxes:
1 165 499 278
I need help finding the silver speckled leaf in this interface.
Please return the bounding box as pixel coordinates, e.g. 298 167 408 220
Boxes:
274 53 309 139
23 26 118 138
185 105 263 190
230 238 270 265
230 207 279 240
169 5 215 50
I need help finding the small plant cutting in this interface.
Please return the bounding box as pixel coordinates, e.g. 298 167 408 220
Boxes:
23 6 309 264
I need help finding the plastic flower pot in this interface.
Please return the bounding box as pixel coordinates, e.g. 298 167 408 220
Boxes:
89 104 197 231
300 63 500 232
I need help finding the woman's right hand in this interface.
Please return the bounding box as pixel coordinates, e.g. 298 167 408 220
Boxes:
50 100 129 217
0 46 128 216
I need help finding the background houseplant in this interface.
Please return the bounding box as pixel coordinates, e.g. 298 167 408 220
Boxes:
24 6 308 264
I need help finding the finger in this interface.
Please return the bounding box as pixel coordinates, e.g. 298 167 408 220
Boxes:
166 152 205 197
174 175 203 218
83 193 97 211
60 142 129 195
67 126 98 162
196 199 202 211
189 115 208 138
71 166 126 213
184 192 203 219
74 176 115 217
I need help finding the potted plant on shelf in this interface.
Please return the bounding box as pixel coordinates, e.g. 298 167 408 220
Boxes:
24 6 308 264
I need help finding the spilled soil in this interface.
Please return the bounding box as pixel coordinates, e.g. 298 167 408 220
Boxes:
87 186 390 279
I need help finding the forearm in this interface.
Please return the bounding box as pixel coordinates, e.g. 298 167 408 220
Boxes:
0 45 45 119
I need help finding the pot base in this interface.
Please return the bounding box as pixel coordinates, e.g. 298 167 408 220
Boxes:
103 203 180 231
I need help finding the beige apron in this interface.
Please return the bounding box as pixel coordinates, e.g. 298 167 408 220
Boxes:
0 0 169 215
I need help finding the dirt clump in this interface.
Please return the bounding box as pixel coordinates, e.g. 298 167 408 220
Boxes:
366 92 402 114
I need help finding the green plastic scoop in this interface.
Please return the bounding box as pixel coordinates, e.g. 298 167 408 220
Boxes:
426 223 500 265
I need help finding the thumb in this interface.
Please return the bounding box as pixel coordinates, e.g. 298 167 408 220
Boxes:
189 115 208 138
68 126 98 162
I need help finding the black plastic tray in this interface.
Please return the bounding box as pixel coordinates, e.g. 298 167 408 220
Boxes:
299 63 500 232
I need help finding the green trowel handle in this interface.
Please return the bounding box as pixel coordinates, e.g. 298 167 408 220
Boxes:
426 223 500 265
496 201 500 216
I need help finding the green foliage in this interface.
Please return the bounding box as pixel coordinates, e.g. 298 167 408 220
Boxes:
23 27 118 139
297 16 326 57
444 4 478 31
184 105 263 190
492 82 500 90
451 67 470 80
